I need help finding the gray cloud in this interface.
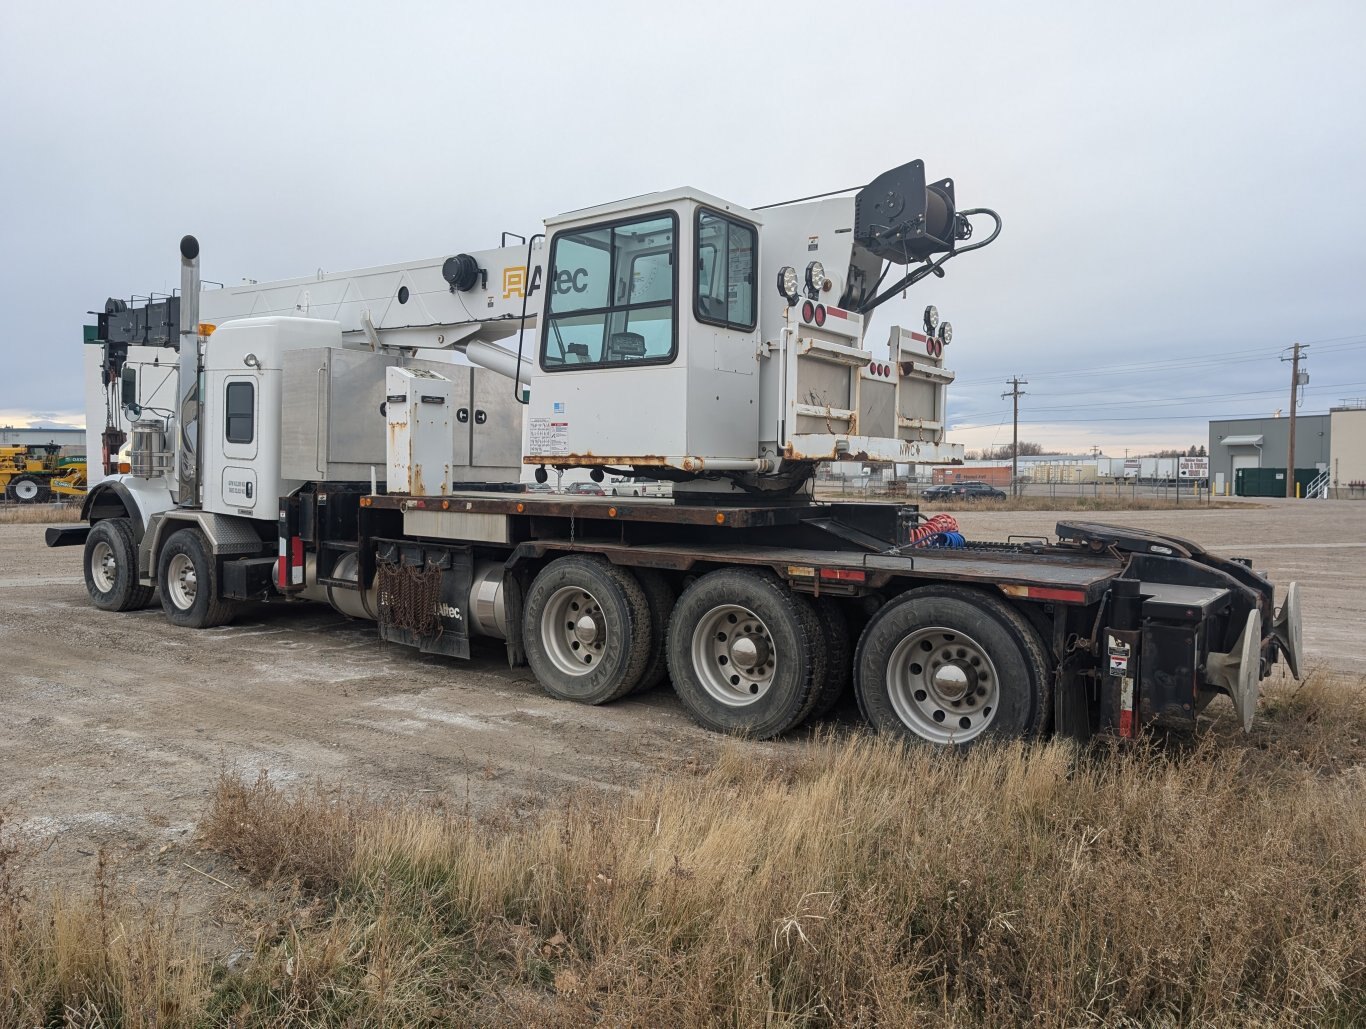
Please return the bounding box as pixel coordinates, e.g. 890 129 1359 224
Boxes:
1 0 1362 453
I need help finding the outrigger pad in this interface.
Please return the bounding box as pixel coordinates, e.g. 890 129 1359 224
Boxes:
1205 608 1263 733
1272 581 1304 681
1055 521 1203 558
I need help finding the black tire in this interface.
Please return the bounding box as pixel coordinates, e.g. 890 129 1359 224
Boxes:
83 517 154 612
854 585 1050 746
808 598 853 720
157 529 237 629
523 555 651 704
6 475 50 504
630 567 676 694
665 568 825 739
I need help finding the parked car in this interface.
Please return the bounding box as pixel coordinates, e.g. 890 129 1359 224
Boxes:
610 476 673 498
565 481 606 496
921 480 1008 501
958 480 1008 499
920 483 961 500
524 482 556 494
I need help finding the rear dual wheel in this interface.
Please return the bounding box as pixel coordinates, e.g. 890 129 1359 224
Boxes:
666 569 825 739
524 556 653 705
854 585 1049 746
158 529 238 629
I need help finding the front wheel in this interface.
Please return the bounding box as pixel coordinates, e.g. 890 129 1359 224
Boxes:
84 517 154 612
854 585 1049 746
157 529 238 629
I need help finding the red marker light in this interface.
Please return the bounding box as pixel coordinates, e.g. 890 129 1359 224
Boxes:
814 304 826 327
801 300 815 322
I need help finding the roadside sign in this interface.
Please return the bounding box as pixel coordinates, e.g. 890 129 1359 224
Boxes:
1179 456 1209 480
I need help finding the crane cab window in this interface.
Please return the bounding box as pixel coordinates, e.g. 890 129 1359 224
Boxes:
541 213 678 370
695 209 756 331
225 381 254 444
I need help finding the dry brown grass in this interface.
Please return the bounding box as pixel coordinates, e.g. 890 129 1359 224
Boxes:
0 502 80 524
0 827 204 1028
3 671 1364 1026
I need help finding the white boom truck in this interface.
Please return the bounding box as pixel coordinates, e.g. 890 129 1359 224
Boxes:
53 160 1302 744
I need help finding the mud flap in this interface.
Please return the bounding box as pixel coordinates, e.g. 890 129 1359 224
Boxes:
502 571 526 668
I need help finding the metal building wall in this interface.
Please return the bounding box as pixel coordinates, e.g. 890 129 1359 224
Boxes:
1208 415 1330 487
1329 407 1366 488
0 426 86 452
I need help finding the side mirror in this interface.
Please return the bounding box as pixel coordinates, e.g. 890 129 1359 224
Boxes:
120 366 137 410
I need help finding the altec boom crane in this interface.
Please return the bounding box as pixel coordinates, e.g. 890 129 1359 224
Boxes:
53 160 1302 744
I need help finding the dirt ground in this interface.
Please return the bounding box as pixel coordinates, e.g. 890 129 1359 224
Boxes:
1 499 1362 950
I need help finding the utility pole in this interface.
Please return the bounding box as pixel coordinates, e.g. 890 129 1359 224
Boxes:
1282 343 1308 498
1002 377 1028 497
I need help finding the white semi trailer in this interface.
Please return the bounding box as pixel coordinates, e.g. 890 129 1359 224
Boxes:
53 160 1302 744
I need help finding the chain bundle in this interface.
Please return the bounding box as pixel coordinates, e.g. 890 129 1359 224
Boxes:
377 561 444 639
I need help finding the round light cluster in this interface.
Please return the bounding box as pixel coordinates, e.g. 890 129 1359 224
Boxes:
866 360 894 379
800 301 827 326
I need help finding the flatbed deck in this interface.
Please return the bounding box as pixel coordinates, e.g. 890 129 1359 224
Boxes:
363 489 830 529
359 491 1124 604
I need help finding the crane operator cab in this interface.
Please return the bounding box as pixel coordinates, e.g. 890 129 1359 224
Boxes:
522 159 1000 495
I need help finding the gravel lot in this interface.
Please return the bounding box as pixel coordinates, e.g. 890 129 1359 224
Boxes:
1 499 1361 931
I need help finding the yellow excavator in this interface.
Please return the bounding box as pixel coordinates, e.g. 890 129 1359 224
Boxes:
1 444 87 503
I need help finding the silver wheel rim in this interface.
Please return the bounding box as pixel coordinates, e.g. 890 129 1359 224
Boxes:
14 479 38 501
90 540 116 593
887 626 999 743
691 604 776 707
166 553 198 611
541 584 609 677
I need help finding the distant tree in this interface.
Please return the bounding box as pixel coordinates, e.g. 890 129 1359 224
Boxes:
982 441 1044 460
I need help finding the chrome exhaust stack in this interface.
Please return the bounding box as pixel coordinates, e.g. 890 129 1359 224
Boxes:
175 235 201 507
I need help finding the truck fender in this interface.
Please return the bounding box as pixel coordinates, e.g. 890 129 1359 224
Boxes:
82 480 147 540
140 511 267 584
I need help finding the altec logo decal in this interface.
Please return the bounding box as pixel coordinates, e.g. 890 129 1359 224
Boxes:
502 266 530 299
502 264 589 300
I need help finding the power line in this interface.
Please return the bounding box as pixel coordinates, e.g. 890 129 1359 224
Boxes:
990 379 1366 413
951 335 1366 387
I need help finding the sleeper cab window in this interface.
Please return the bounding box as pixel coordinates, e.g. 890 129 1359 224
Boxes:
225 381 254 444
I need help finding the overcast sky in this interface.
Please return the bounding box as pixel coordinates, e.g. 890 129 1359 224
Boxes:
2 0 1362 455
